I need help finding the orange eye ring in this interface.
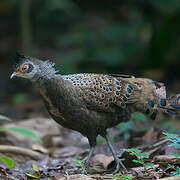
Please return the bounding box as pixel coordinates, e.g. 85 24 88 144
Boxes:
19 64 29 73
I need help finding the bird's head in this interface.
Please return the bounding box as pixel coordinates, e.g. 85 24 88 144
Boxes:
10 53 57 80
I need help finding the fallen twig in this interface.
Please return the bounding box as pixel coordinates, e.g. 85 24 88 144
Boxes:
0 145 42 160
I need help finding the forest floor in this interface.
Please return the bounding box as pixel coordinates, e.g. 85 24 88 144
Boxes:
0 101 180 180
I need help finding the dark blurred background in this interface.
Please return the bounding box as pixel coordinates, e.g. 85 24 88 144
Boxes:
0 0 180 119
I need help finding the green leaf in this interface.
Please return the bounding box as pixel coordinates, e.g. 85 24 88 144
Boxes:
72 158 83 163
170 153 180 157
0 155 14 169
144 162 154 168
121 148 141 156
114 173 132 180
26 163 41 179
139 152 149 159
0 127 41 143
72 158 87 174
26 172 41 179
163 132 180 150
163 132 180 141
133 159 144 165
0 115 11 121
169 143 180 149
32 163 40 173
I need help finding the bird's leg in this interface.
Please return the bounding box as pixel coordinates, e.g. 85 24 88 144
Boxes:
81 135 96 174
104 132 126 173
84 146 95 167
80 146 95 174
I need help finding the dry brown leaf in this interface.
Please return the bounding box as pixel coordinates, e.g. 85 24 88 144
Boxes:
91 153 114 169
142 128 159 143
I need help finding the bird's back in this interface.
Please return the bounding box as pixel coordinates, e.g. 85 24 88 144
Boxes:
62 73 166 120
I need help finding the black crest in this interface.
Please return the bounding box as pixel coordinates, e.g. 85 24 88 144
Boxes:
14 52 26 64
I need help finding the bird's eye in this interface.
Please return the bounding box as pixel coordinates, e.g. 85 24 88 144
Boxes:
22 66 27 71
19 64 29 73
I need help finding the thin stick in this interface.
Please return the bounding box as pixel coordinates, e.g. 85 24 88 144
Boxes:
0 145 42 160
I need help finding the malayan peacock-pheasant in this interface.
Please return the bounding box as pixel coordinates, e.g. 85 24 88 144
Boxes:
10 53 180 173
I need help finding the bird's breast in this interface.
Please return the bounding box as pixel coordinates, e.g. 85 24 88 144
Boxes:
37 85 65 120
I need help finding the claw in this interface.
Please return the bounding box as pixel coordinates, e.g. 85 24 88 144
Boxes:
104 132 127 174
112 158 126 174
81 146 95 174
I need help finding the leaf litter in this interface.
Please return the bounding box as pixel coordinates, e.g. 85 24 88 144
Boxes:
0 115 179 179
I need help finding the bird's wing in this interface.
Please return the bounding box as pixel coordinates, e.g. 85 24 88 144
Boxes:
62 73 141 112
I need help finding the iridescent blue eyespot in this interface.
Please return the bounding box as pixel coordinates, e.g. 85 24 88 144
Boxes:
117 87 120 90
160 99 166 106
127 88 131 93
150 112 157 120
109 97 113 102
116 91 119 95
123 97 127 102
126 94 130 97
128 85 133 89
94 86 96 89
106 88 109 91
103 87 105 90
109 88 112 91
115 81 119 85
101 94 105 98
121 102 125 107
148 101 154 107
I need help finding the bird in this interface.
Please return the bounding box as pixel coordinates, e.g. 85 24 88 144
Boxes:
10 53 180 173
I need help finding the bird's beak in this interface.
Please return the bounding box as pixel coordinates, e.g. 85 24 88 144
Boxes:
10 72 20 79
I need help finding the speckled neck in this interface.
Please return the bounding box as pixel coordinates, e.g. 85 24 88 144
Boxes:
32 60 59 83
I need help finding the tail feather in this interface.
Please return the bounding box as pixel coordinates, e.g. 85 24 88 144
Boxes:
167 110 179 115
161 94 180 115
170 104 180 109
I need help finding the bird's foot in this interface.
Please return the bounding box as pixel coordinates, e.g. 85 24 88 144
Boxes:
80 159 89 174
80 146 95 174
113 158 126 174
81 168 87 174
